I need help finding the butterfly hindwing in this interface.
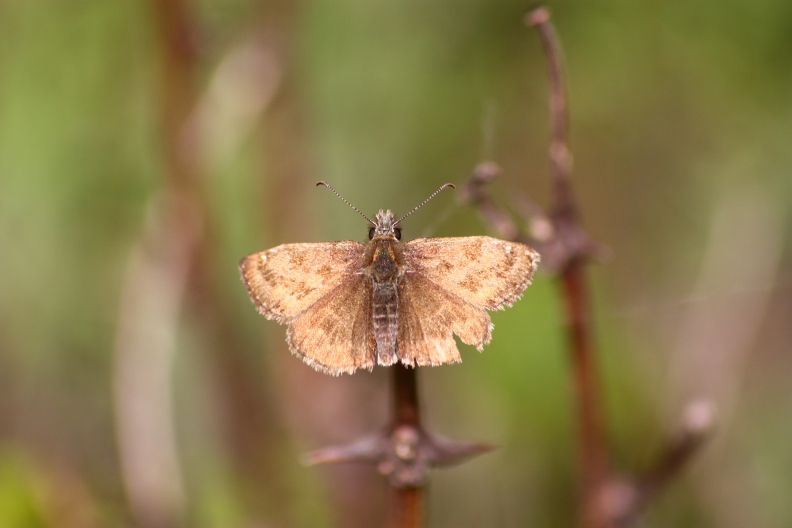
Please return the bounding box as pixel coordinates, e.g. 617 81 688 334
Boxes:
398 271 492 367
287 273 376 375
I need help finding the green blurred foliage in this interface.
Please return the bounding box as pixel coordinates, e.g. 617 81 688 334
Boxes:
1 0 790 527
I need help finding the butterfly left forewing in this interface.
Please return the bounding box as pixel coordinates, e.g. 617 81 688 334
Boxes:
403 236 539 310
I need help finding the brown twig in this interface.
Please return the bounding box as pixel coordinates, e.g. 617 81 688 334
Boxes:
459 162 521 241
632 400 715 514
525 9 718 526
388 486 423 528
525 8 610 527
591 400 717 527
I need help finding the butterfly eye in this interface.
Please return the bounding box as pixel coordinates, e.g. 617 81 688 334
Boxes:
394 227 402 240
368 227 376 240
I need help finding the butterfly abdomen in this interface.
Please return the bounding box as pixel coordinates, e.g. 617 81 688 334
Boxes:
372 282 399 365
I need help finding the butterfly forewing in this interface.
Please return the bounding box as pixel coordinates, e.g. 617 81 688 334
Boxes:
239 241 364 322
403 237 539 310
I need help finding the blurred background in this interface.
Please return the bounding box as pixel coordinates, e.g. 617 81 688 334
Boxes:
1 0 790 527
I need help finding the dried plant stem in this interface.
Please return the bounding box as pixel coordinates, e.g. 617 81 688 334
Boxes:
526 7 609 527
393 363 421 426
561 265 609 527
388 486 423 528
388 366 424 528
460 7 714 526
635 400 715 508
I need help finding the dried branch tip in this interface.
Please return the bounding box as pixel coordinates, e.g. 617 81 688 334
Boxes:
525 5 551 27
682 399 716 437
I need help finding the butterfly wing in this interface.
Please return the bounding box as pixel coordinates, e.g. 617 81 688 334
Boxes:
239 241 365 322
287 273 376 375
395 236 539 366
403 237 539 310
239 241 375 375
398 271 492 366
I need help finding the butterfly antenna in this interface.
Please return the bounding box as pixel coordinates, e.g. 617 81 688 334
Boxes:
315 181 374 225
395 183 456 225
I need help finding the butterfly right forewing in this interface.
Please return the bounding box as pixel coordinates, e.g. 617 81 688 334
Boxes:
403 236 539 310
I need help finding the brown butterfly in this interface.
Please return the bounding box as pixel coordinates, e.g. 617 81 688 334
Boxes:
239 182 540 376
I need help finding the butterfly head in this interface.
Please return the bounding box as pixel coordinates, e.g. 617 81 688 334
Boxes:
369 210 402 241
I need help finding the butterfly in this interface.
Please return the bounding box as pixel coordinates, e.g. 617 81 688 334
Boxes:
239 182 540 376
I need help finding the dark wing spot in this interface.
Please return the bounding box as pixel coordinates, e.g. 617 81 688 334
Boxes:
460 274 480 294
317 264 335 278
464 243 483 261
294 281 311 300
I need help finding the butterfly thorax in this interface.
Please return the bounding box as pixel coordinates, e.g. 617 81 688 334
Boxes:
364 211 406 367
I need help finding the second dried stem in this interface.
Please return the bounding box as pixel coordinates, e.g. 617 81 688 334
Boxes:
526 6 609 527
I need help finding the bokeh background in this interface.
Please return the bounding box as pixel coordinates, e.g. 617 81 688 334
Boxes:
1 1 790 527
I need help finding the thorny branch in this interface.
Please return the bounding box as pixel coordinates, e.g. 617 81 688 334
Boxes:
460 5 714 528
305 365 494 528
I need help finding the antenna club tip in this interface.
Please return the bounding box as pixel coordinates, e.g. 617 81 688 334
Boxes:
315 181 328 187
444 183 456 190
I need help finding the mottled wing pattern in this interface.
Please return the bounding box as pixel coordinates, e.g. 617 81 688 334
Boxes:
239 241 364 322
398 272 492 367
403 237 539 310
287 273 376 375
